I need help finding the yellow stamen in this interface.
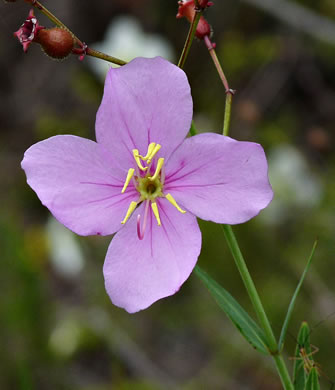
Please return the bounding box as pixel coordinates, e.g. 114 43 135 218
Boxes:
149 158 164 181
121 168 135 193
147 144 161 163
133 149 148 171
165 193 186 214
151 201 161 226
121 201 138 224
137 142 156 160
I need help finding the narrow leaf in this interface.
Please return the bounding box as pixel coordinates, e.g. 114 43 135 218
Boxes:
293 322 312 390
278 241 318 351
305 368 320 390
195 265 270 355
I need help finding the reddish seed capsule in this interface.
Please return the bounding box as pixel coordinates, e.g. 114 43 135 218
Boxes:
36 28 75 59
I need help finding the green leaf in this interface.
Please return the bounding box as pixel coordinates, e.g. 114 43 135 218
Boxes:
293 322 313 390
194 265 270 355
305 368 320 390
278 241 318 352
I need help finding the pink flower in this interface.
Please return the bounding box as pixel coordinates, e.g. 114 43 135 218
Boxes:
21 57 273 313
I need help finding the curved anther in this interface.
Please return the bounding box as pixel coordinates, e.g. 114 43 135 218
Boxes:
137 143 156 161
151 201 161 226
147 144 161 163
121 201 138 224
165 193 186 214
121 168 135 193
149 158 164 181
133 149 148 171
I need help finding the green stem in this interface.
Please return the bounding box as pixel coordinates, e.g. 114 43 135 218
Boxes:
26 0 126 66
223 93 233 136
208 34 292 388
86 48 127 66
221 225 294 390
177 7 202 69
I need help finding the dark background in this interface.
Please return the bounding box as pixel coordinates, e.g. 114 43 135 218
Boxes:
1 0 335 389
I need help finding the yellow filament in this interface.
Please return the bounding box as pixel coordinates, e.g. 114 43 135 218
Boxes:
121 168 135 193
151 201 161 226
147 144 161 163
149 158 164 181
137 143 156 160
165 193 186 214
121 201 138 224
133 149 148 171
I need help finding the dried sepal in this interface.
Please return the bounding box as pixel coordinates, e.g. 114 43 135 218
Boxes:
13 9 45 52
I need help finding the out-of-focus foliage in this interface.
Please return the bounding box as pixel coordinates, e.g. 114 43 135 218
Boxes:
0 0 335 389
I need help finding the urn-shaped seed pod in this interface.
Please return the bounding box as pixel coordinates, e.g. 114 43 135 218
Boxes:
36 28 74 59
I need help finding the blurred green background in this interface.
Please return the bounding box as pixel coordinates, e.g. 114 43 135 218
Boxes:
0 0 335 389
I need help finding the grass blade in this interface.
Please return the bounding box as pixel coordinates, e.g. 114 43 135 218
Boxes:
278 241 318 352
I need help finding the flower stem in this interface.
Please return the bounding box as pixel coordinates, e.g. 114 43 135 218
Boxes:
221 225 294 390
210 38 293 390
24 0 126 66
223 92 233 136
203 35 234 136
177 5 202 69
86 48 127 66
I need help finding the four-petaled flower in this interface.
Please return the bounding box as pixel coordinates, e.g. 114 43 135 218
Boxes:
22 57 273 313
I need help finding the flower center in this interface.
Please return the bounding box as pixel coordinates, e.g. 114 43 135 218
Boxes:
138 176 163 199
120 142 186 238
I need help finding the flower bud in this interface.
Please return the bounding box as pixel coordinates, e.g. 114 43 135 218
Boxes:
35 28 75 59
14 9 44 52
176 0 212 40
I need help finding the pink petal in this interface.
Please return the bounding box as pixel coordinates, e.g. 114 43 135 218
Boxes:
103 199 201 313
95 57 193 166
164 133 273 224
22 135 138 236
